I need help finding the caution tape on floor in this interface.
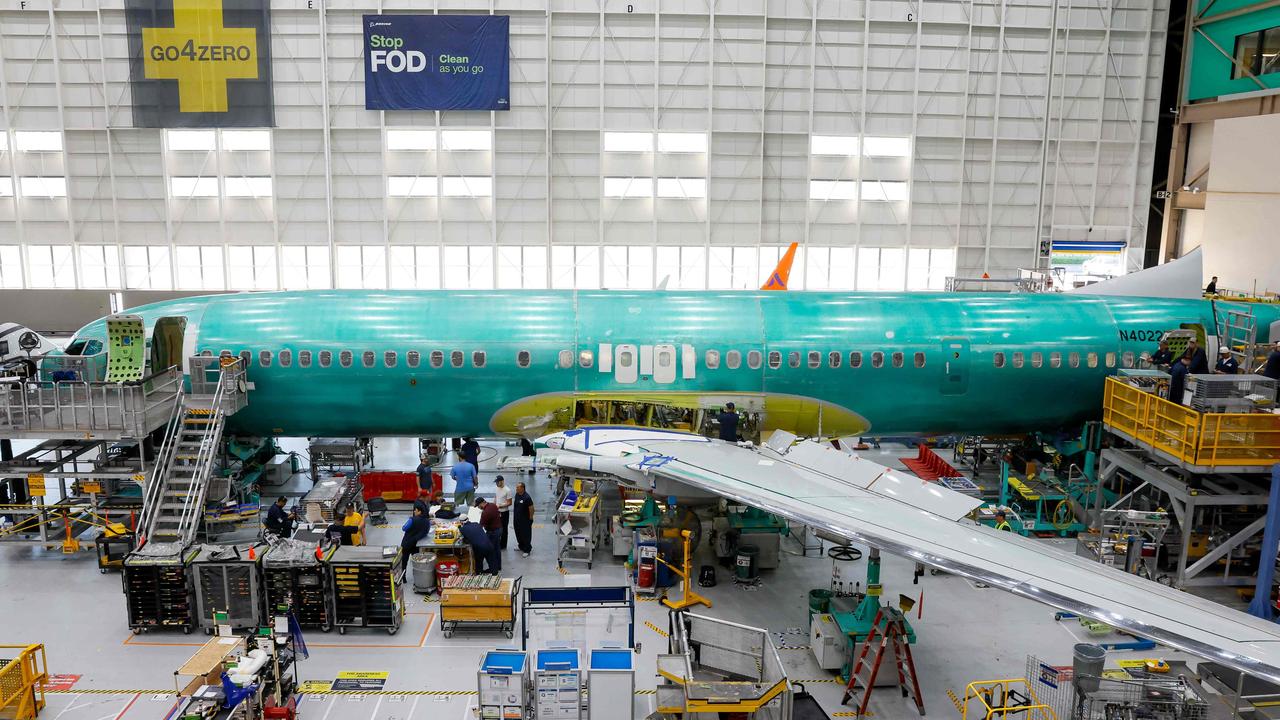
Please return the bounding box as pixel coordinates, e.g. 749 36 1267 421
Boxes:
948 688 964 712
831 712 873 718
46 690 171 695
644 621 669 638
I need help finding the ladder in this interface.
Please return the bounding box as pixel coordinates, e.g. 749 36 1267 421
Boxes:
1216 306 1259 372
840 606 925 718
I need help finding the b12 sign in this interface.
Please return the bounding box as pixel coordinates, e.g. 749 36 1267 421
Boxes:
364 14 510 111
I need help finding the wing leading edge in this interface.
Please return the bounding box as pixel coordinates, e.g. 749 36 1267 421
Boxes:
540 427 1280 684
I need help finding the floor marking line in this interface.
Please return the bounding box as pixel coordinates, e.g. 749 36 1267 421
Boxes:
644 621 669 638
109 694 140 720
49 693 87 720
366 694 383 720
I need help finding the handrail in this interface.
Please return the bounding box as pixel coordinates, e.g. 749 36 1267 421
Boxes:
170 359 238 547
0 644 47 720
137 386 185 544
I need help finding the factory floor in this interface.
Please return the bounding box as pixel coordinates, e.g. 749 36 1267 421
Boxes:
0 439 1229 720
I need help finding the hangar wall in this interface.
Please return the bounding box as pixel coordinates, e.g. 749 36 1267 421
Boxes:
0 0 1167 291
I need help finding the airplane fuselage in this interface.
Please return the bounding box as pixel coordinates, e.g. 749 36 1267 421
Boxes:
65 290 1280 438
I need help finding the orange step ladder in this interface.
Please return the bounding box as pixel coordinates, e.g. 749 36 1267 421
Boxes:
840 606 925 718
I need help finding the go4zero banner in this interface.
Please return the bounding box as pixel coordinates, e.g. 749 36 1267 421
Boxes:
364 15 510 111
126 0 273 128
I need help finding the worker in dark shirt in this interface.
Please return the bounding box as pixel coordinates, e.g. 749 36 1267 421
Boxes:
718 402 740 442
1149 340 1174 370
1205 276 1218 295
325 506 360 546
415 456 434 493
512 482 534 557
1215 346 1239 374
459 519 496 574
264 497 295 538
460 437 481 471
1168 354 1192 405
1185 339 1209 374
476 498 502 572
1263 343 1280 380
399 506 432 568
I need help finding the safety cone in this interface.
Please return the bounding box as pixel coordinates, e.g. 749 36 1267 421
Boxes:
248 546 256 560
314 545 323 560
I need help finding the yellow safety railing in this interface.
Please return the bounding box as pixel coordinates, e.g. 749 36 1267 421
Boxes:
961 679 1057 720
1102 378 1280 469
0 644 47 720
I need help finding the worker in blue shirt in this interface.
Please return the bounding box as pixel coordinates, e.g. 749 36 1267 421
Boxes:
399 506 432 571
1149 340 1174 370
451 460 477 508
1215 347 1239 374
416 456 434 493
1263 343 1280 380
1168 353 1192 405
718 402 740 442
460 437 481 471
1185 338 1209 374
459 519 497 574
263 497 295 538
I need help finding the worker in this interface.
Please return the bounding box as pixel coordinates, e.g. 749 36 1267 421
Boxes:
399 506 432 569
415 456 434 493
263 497 296 538
1168 353 1192 405
477 497 503 572
413 489 432 516
994 510 1013 532
1205 276 1218 295
325 506 360 546
494 475 512 550
1185 338 1209 374
512 481 534 558
451 458 477 508
460 437 481 471
1263 343 1280 380
1149 339 1174 370
343 503 365 546
717 402 740 442
1215 346 1239 375
459 519 497 574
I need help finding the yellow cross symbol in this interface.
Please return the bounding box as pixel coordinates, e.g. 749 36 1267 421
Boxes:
141 0 258 114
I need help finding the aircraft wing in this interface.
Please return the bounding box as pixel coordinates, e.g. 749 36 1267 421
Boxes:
540 426 1280 683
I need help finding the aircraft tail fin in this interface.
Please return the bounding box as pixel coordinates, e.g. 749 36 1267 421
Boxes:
762 242 799 291
0 323 57 361
1070 247 1203 299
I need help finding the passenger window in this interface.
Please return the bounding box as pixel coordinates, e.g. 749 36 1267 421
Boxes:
279 349 292 368
619 350 633 367
914 352 925 368
891 352 904 369
706 350 720 369
1050 351 1061 369
1122 351 1134 368
339 350 353 368
558 350 573 369
788 352 801 369
1069 352 1079 368
430 351 445 369
299 350 312 368
219 350 233 358
994 352 1005 368
473 351 486 368
726 350 741 369
747 350 762 369
1031 352 1043 369
1105 352 1116 368
580 350 595 369
850 351 862 369
656 349 672 368
829 351 841 369
1012 352 1024 369
1087 352 1098 368
259 350 272 368
319 350 332 368
407 351 420 368
384 350 397 368
517 350 531 368
808 351 821 369
362 351 375 368
871 351 884 369
200 349 212 357
767 351 781 370
450 351 464 368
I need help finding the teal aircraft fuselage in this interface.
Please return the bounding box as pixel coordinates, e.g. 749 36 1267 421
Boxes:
66 290 1280 438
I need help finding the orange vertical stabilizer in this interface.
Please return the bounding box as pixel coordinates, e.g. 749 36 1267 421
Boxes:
761 242 798 290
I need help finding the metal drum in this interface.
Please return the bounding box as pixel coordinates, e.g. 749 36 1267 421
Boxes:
411 552 438 594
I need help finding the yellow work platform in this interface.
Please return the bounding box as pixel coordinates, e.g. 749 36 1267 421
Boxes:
1102 377 1280 472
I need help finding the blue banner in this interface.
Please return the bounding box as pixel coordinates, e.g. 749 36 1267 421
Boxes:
364 15 509 111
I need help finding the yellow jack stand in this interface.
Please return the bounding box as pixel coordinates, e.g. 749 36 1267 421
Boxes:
660 530 711 610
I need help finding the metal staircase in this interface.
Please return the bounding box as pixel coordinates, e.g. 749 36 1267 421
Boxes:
136 358 246 553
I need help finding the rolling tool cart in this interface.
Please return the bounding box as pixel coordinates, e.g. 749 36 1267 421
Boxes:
262 539 336 631
95 524 135 573
329 545 405 635
556 490 601 570
534 648 582 720
191 543 266 633
123 546 200 634
478 650 530 720
440 574 521 638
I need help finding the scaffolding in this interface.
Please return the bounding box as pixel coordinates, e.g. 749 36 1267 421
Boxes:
656 612 792 719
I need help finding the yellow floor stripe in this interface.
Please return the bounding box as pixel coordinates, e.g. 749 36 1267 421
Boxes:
948 688 964 713
53 687 668 698
644 621 669 638
831 712 873 718
47 690 170 695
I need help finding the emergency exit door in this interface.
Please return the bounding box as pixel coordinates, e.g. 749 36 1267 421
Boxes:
941 338 970 395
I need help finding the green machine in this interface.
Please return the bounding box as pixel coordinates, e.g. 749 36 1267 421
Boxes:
813 549 917 683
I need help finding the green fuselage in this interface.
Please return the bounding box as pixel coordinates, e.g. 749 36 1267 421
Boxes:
67 290 1280 438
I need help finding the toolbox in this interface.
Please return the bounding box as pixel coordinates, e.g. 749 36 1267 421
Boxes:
123 547 199 634
329 545 405 635
262 540 336 631
191 543 265 632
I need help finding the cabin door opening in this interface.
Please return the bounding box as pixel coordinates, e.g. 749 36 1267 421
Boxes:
151 316 187 374
941 338 970 396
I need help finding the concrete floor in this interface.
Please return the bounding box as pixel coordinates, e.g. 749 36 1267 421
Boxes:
0 438 1225 720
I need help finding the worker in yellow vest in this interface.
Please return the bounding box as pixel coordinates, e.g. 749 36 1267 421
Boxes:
344 505 366 546
994 510 1013 532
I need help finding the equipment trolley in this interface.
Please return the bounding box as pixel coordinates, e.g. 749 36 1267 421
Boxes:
440 575 521 638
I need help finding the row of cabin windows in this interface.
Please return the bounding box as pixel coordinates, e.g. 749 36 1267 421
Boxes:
217 347 1129 372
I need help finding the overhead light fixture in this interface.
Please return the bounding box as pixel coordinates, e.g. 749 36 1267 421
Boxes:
603 131 653 152
387 176 438 197
809 179 857 201
811 135 859 156
863 136 911 158
224 177 274 197
170 177 218 198
656 177 706 199
387 129 437 151
15 131 63 153
441 176 493 197
657 132 707 153
166 129 217 151
440 130 492 151
221 130 271 151
604 177 654 198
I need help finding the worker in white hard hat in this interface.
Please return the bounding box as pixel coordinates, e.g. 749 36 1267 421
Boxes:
1214 346 1239 375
